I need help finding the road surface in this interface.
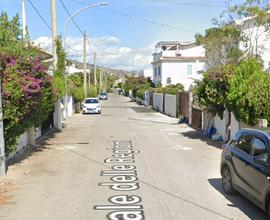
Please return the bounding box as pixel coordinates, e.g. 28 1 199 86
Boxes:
0 93 268 220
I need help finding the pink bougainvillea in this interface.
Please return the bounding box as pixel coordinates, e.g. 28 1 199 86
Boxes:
0 55 55 153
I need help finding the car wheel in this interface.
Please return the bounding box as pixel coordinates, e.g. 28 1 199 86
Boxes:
222 167 235 195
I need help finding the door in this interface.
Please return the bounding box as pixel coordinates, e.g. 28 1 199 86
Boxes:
245 137 269 203
231 134 253 190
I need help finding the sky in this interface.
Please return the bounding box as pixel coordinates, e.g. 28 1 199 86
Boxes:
1 0 245 71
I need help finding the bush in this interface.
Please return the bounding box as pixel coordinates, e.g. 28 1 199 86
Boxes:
88 86 98 97
1 55 55 153
151 83 184 95
194 64 236 119
227 58 270 125
135 87 147 100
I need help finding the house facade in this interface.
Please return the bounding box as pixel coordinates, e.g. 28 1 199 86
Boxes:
152 41 206 90
236 17 270 70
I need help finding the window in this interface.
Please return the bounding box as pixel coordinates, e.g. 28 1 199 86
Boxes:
229 132 242 147
85 99 99 104
158 66 161 76
187 65 192 75
166 77 171 85
250 137 268 159
154 67 157 76
237 134 253 154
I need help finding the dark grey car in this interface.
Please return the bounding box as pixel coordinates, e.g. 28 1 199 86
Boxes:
220 129 270 217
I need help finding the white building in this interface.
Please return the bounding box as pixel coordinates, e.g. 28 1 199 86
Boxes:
152 41 206 90
236 16 270 70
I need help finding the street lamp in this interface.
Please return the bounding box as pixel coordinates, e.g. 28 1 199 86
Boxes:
63 2 108 122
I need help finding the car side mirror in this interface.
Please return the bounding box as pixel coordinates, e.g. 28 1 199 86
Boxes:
253 156 267 166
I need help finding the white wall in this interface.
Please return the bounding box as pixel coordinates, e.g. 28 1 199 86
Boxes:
16 132 28 152
212 110 240 141
164 94 177 117
161 60 204 90
240 22 270 70
213 111 229 141
68 96 73 117
231 112 240 139
153 93 163 112
179 45 205 57
35 127 42 140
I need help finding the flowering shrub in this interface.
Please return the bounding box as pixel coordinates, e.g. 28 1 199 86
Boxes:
0 55 55 154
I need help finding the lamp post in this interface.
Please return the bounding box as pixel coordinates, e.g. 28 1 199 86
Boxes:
63 2 108 121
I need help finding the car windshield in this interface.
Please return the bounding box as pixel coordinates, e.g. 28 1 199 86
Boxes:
85 99 98 104
100 93 107 95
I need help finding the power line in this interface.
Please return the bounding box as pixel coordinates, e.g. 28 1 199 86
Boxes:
70 0 198 33
59 0 84 35
99 8 197 33
71 0 226 8
27 0 52 31
146 0 227 8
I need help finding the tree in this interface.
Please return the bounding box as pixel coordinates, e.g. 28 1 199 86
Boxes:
194 64 236 118
196 25 242 67
68 73 84 102
227 58 270 125
53 36 66 97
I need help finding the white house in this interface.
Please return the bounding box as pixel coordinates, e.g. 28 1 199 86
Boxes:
236 16 270 70
152 41 206 90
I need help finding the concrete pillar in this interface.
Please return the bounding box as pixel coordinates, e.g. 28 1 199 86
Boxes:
54 99 62 130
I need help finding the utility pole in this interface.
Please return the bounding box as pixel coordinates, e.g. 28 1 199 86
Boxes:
50 0 58 70
94 52 97 90
99 65 103 94
83 33 87 98
21 0 27 40
50 0 62 130
88 60 91 91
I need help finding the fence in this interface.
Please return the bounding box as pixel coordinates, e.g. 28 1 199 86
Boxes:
177 92 190 119
153 93 164 112
164 94 177 117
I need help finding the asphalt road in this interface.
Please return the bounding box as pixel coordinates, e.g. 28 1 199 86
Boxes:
0 92 268 220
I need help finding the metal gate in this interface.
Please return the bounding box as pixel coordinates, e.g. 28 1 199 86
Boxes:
178 92 190 118
191 108 202 130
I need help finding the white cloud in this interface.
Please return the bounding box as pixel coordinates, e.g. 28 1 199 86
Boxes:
33 36 154 71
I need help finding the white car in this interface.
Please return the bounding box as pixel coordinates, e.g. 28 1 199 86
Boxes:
82 98 101 114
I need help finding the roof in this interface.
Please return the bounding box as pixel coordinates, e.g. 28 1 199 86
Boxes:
239 128 270 138
155 41 180 47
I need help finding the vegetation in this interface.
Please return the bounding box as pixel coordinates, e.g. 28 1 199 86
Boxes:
68 73 84 102
0 12 55 153
123 76 154 100
194 0 270 126
227 58 270 125
151 83 184 95
53 37 66 97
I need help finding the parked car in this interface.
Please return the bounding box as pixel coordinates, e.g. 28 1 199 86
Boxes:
118 89 124 95
99 92 108 100
220 128 270 216
82 98 101 114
